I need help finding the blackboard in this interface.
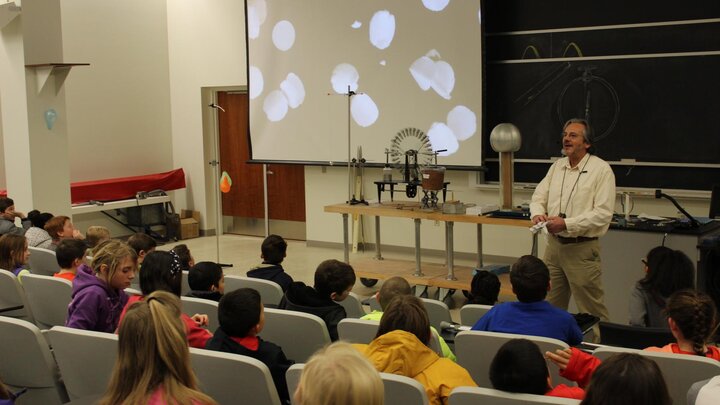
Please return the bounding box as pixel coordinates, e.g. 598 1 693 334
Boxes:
482 0 720 190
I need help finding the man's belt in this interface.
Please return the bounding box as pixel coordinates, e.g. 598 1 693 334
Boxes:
555 235 598 244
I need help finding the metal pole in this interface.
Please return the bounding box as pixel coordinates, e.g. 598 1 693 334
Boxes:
263 164 269 237
413 218 423 276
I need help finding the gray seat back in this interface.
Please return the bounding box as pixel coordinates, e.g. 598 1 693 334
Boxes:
0 316 68 404
459 304 493 326
22 274 72 329
225 275 284 307
28 246 61 276
261 308 331 362
190 347 282 405
593 346 720 405
337 318 380 343
381 372 430 405
0 269 34 322
449 386 581 405
455 330 571 388
47 326 118 400
180 296 219 332
335 291 365 318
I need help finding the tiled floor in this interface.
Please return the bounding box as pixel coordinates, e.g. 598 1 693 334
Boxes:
161 234 494 322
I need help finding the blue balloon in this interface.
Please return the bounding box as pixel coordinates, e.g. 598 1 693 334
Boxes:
44 109 57 130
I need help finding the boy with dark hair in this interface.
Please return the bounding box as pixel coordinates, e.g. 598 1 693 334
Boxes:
280 259 356 341
187 261 225 302
0 197 31 236
247 234 293 292
361 276 456 361
54 239 88 282
466 270 501 305
205 288 294 402
127 233 157 264
471 255 583 345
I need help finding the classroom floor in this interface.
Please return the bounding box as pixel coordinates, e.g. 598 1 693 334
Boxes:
162 234 516 323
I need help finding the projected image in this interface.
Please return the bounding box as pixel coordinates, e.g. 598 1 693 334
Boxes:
248 0 483 166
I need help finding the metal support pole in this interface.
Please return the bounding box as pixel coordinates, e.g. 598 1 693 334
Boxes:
342 213 350 263
374 216 383 260
446 221 456 280
413 218 423 276
477 224 484 268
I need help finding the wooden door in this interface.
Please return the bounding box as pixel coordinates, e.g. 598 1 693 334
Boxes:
217 91 305 222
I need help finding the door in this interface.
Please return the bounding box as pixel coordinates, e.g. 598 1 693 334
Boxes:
216 91 306 238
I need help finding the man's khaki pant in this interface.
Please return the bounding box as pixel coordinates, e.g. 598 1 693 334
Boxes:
544 236 610 324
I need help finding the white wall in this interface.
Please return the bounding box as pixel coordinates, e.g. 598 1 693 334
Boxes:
166 0 246 231
61 0 174 182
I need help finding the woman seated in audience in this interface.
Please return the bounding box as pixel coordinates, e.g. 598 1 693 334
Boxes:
490 339 586 400
547 289 719 388
580 353 671 405
172 244 195 271
44 215 84 251
464 270 500 306
84 225 110 256
24 210 53 249
629 246 694 327
0 234 30 282
295 342 383 405
66 240 136 332
119 250 212 348
100 290 217 405
354 295 476 405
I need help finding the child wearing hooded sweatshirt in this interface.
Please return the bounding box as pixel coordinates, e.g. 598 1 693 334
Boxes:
66 240 137 332
247 234 293 292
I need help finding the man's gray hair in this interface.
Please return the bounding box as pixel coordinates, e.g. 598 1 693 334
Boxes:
562 118 592 144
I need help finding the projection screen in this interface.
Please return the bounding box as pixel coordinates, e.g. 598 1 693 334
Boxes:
246 0 483 168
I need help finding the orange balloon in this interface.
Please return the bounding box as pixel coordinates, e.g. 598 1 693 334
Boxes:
220 176 231 193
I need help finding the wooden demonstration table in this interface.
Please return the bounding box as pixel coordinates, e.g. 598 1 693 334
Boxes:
324 202 534 297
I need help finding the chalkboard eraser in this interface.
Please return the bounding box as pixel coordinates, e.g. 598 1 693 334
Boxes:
620 158 637 163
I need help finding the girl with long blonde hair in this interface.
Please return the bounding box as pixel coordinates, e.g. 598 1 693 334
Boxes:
100 290 216 405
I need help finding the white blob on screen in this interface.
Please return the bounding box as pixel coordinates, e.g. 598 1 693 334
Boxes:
427 122 459 155
380 60 387 66
263 90 289 122
249 66 264 100
247 0 267 39
478 8 482 25
280 73 305 109
422 0 451 12
352 21 362 29
431 60 455 100
331 63 360 94
409 56 434 91
351 94 379 127
272 20 296 51
447 105 476 141
369 10 396 50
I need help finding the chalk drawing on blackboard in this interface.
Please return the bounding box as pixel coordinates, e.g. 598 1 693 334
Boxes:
556 65 620 143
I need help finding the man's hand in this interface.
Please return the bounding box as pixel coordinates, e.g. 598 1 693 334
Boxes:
545 216 567 234
545 348 573 371
532 214 548 225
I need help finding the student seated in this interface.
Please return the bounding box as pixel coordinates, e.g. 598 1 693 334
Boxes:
85 225 110 255
472 255 583 345
66 240 136 332
688 375 720 405
187 261 225 302
24 210 54 249
205 288 294 403
44 215 84 251
362 276 456 361
280 259 355 341
54 239 88 282
490 339 585 400
295 342 383 405
465 270 500 306
629 246 694 327
0 197 31 236
580 353 671 405
354 295 476 405
247 234 293 292
100 290 217 405
0 234 30 283
172 244 195 271
546 289 720 389
119 251 212 348
127 232 157 265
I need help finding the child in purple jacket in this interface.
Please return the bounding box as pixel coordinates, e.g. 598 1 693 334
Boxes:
66 240 137 333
